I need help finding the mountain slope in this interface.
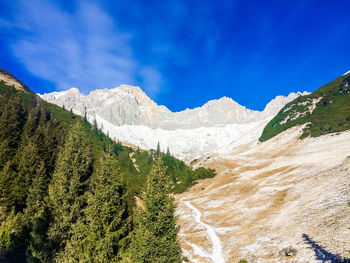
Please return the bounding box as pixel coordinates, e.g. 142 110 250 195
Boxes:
0 69 30 92
0 69 214 194
177 125 350 262
174 70 350 262
40 85 307 160
260 71 350 142
0 69 215 261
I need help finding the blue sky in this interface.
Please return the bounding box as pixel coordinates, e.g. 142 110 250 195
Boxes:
1 0 350 111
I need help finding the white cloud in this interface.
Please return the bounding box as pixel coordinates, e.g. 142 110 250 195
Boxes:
3 0 164 96
139 66 163 99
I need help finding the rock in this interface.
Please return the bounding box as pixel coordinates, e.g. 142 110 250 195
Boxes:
279 247 297 257
40 85 304 130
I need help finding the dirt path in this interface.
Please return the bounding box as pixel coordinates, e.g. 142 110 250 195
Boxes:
184 201 225 263
129 152 140 172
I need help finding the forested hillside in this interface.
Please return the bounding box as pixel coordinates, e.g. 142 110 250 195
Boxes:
0 70 215 262
260 72 350 142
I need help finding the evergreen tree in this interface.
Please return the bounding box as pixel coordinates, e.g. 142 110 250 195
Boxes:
0 209 26 259
47 122 93 255
13 140 41 212
185 172 193 187
34 119 63 175
0 140 11 172
20 107 40 146
24 161 51 262
58 153 131 263
126 157 181 263
38 107 50 124
93 119 98 133
166 147 171 156
0 97 26 168
156 142 161 157
0 161 18 215
0 107 42 213
83 111 87 122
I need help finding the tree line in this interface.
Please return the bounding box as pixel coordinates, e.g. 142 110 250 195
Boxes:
0 82 185 262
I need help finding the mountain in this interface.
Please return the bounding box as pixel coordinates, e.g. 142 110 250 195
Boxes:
0 68 214 193
3 67 350 262
260 71 350 141
0 69 215 262
0 69 30 92
40 85 307 129
40 86 308 160
175 71 350 262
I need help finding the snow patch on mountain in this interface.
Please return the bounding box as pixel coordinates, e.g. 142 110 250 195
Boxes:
342 70 350 76
92 114 268 160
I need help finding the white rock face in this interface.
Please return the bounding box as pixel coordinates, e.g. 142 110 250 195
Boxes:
39 85 308 160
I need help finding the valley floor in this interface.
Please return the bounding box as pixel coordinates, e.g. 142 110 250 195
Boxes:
176 127 350 262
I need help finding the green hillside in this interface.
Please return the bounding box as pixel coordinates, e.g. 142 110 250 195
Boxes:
260 72 350 142
0 69 215 262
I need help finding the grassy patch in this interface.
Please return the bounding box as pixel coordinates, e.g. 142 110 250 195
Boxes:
260 74 350 142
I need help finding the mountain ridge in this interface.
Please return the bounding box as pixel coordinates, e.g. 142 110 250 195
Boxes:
40 85 308 130
260 71 350 142
40 85 307 160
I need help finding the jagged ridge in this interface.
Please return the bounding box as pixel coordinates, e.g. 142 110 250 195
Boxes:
40 85 306 160
40 86 307 130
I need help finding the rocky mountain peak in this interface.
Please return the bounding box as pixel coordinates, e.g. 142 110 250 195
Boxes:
118 84 145 95
39 84 308 159
263 91 310 116
0 69 29 92
68 87 80 93
40 85 307 130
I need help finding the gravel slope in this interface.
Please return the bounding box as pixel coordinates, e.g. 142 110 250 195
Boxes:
176 127 350 262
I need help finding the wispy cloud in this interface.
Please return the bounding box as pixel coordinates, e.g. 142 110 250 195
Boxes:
1 0 163 96
139 66 163 98
2 0 347 112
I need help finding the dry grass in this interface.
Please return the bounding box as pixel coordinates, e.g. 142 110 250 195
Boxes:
176 129 350 262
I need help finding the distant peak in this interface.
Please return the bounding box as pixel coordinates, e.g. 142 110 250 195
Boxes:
118 84 144 94
67 87 80 93
217 96 234 102
204 96 238 107
271 91 309 101
287 91 310 98
263 91 309 114
0 68 29 92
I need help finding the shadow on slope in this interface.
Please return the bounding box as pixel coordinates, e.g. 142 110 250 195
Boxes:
303 234 350 263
